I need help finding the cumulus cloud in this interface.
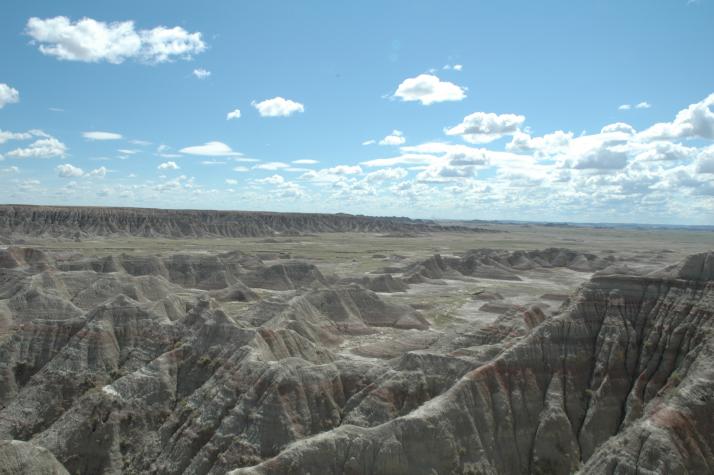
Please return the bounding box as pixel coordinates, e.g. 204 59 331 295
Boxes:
83 131 122 140
0 129 43 144
378 130 406 146
393 74 466 105
255 175 285 185
7 136 67 159
292 159 318 165
252 174 306 198
158 161 179 170
254 162 289 170
87 166 108 177
193 68 211 79
180 141 241 156
696 147 714 174
252 97 304 117
0 84 19 109
56 164 107 178
301 165 363 183
26 16 206 64
445 112 525 144
639 93 714 141
600 123 636 135
226 108 241 120
364 167 408 182
362 139 376 146
233 166 250 172
225 178 238 185
56 164 83 177
507 130 573 155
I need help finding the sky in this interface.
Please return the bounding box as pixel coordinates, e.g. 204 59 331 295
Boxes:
1 0 713 225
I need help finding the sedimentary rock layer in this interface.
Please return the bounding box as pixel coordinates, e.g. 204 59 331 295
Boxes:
0 205 484 239
0 246 711 474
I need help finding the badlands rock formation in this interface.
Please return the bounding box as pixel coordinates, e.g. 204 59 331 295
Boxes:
0 244 711 474
0 205 485 240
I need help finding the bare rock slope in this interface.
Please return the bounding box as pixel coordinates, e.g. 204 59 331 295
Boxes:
235 252 714 475
0 245 711 474
0 205 485 239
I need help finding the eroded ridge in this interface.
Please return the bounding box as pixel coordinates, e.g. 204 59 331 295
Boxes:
0 246 711 474
0 205 488 240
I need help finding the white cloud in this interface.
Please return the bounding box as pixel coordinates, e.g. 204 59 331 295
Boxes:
180 141 241 156
292 159 318 165
639 93 714 141
600 123 636 135
158 161 179 170
696 147 714 174
445 112 525 143
362 139 376 146
193 68 211 79
507 130 573 155
254 161 289 170
301 165 363 183
56 163 84 177
233 166 250 172
252 97 304 117
7 136 67 159
364 167 408 182
26 16 206 64
226 108 241 120
571 145 629 170
225 178 238 185
393 74 466 105
254 174 286 185
322 165 362 175
0 84 19 109
1 166 19 174
83 131 122 140
362 153 438 168
0 129 36 144
619 101 651 111
629 141 697 162
117 149 138 155
378 130 406 146
87 166 108 177
253 174 305 198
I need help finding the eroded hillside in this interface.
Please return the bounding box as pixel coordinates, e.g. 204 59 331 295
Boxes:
0 205 486 240
0 245 711 474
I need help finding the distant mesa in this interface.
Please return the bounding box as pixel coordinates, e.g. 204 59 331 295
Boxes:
0 204 495 239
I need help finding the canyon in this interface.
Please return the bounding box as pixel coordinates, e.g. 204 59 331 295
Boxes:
0 209 711 474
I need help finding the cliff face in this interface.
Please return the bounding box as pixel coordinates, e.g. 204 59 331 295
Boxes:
0 205 482 239
0 246 711 474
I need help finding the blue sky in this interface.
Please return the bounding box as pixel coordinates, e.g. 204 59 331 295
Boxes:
1 0 713 224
